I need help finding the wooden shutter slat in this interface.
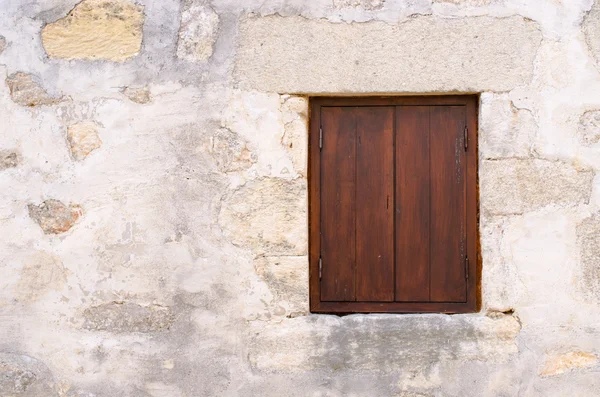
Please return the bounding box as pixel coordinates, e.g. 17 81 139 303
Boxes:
429 106 467 302
355 107 395 302
320 107 356 302
395 106 431 302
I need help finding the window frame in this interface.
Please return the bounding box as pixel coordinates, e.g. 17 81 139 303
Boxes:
308 95 480 314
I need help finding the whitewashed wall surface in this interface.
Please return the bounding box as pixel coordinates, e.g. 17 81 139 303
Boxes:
1 0 600 396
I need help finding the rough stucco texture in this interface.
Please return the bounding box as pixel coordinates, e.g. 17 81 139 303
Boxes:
234 15 542 93
1 0 600 396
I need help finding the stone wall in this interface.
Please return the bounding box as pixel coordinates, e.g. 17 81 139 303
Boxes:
0 0 599 396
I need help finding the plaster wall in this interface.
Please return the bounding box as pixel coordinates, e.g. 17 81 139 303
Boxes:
0 0 600 396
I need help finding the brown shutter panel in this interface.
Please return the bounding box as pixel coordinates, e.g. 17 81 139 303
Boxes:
429 106 467 302
320 107 356 302
355 107 395 302
395 106 431 302
319 107 395 302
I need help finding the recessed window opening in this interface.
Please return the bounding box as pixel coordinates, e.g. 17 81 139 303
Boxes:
309 96 479 314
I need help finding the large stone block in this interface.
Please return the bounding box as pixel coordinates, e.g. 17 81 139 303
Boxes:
481 159 594 215
577 212 600 302
219 178 307 256
480 216 518 311
234 15 541 93
248 314 520 372
41 0 144 62
281 96 308 176
479 93 537 159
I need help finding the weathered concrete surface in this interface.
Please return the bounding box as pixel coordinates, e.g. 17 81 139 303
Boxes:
0 0 599 395
41 0 144 62
235 15 542 93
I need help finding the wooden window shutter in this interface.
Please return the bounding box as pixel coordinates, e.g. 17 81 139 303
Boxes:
309 96 479 313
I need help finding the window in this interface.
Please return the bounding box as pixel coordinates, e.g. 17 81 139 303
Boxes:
309 96 479 314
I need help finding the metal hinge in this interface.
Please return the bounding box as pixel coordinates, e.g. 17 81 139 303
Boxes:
465 257 469 280
319 257 322 279
319 126 323 150
464 126 468 151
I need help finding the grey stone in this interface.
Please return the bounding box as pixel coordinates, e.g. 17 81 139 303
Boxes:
177 1 219 62
481 159 594 215
0 353 56 397
234 15 542 93
5 72 62 107
0 150 19 170
28 199 82 234
82 302 175 333
0 35 6 54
